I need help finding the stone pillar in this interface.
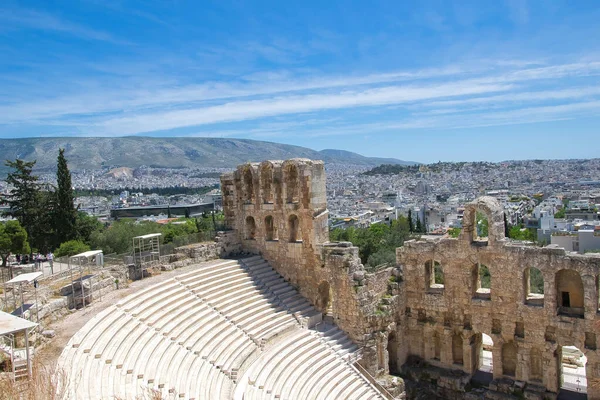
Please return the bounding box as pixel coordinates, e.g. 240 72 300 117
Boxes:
586 351 600 400
463 333 476 374
492 340 503 379
440 328 453 366
543 346 560 394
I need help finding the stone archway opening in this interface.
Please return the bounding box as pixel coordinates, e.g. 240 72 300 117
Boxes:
317 281 332 313
478 333 493 373
555 269 584 318
524 266 544 306
243 167 254 204
265 215 277 241
284 163 299 204
288 214 300 242
245 216 256 240
502 341 517 376
559 345 587 396
388 331 399 375
260 163 274 204
472 263 491 300
452 333 463 365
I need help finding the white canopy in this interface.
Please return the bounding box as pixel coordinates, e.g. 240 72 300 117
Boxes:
5 272 43 285
133 233 162 240
70 250 103 260
0 311 37 336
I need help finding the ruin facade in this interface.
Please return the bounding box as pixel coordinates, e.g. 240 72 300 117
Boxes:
222 160 600 399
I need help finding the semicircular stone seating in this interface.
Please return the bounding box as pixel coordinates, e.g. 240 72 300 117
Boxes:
57 256 385 400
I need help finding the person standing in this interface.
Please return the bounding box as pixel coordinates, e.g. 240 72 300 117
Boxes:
47 252 54 274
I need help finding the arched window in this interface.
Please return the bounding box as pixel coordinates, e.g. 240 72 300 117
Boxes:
245 216 256 240
502 341 517 376
260 163 273 204
288 214 300 242
388 331 399 374
530 347 543 382
243 168 254 204
425 260 444 292
265 215 277 241
452 334 463 365
555 269 584 317
524 267 544 306
284 164 299 203
472 263 491 300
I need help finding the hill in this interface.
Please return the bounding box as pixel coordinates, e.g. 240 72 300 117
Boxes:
0 137 416 172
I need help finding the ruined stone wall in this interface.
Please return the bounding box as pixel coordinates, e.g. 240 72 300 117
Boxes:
220 159 396 356
396 196 600 398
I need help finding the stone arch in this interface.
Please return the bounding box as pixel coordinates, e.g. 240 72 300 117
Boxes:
452 333 464 365
524 266 544 306
530 347 543 382
265 215 277 241
425 260 444 292
283 162 300 204
388 330 399 374
460 196 505 245
243 166 255 204
316 280 332 312
502 341 518 376
245 216 256 240
259 162 274 204
471 263 491 300
288 214 300 242
555 269 584 317
473 332 493 373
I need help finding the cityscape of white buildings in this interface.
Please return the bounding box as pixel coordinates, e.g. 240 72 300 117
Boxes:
1 158 599 253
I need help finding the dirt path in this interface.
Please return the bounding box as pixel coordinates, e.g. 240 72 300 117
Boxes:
36 259 228 368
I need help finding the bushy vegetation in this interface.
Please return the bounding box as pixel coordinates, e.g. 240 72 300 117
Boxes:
329 217 413 270
1 152 222 268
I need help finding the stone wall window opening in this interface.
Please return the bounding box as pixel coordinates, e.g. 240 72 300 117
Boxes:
433 331 441 361
425 260 444 292
558 345 587 395
452 334 464 365
469 209 489 245
388 330 399 375
260 163 274 204
243 168 255 204
288 214 301 242
284 164 300 204
265 215 277 241
316 280 332 313
555 269 584 318
472 262 491 300
502 341 517 377
524 266 545 306
530 347 543 382
245 216 256 240
476 333 493 374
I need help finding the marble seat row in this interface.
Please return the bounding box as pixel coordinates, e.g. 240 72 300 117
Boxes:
58 256 383 400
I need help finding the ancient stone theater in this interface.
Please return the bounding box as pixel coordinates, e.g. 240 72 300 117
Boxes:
58 158 600 400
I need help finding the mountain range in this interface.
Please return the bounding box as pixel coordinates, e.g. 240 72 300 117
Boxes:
0 137 417 172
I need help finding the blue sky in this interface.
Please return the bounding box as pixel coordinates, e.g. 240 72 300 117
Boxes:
1 0 600 163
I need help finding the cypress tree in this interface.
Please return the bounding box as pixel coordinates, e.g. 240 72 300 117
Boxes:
408 209 414 233
3 159 40 241
415 216 422 233
55 149 77 244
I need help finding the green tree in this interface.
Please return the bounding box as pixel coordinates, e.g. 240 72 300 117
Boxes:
55 239 90 258
54 149 78 245
2 159 41 242
415 216 422 233
0 221 31 279
408 209 414 233
74 211 102 244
